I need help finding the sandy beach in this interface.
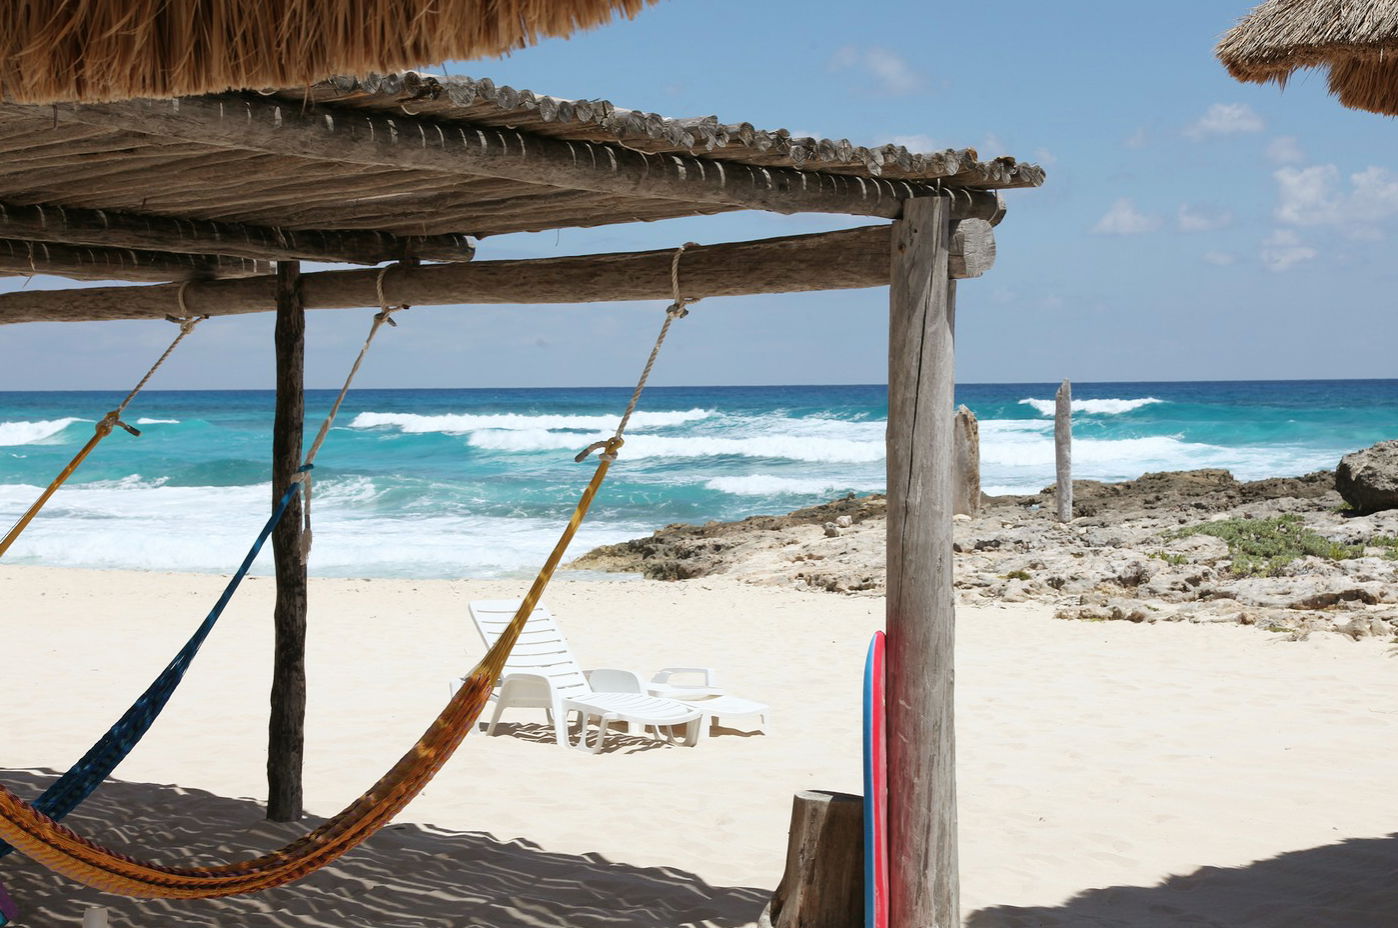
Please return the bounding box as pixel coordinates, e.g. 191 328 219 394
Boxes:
2 564 1395 926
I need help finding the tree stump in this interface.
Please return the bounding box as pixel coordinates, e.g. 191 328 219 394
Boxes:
760 790 863 928
953 405 980 516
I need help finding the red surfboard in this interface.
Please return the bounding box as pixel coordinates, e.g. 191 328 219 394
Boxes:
863 630 888 928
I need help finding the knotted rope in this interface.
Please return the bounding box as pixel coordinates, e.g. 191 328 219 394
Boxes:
0 312 208 559
295 265 407 558
575 242 700 464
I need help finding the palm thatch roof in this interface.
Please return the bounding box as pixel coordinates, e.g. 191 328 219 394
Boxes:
0 70 1042 284
1218 0 1398 115
0 0 655 105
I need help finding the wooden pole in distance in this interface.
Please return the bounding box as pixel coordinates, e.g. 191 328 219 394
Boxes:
268 260 306 822
1055 379 1072 522
886 195 958 927
953 404 980 517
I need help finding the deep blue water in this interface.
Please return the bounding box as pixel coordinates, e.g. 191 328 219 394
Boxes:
3 380 1396 577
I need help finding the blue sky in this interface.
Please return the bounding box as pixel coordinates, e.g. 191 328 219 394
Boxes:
2 0 1395 390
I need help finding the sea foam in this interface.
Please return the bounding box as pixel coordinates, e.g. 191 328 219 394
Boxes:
705 475 878 496
1019 397 1164 416
466 429 886 463
0 417 87 446
350 408 713 434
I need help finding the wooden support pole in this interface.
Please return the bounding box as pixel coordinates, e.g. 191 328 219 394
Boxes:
760 791 864 928
0 200 475 265
886 195 958 927
0 222 998 325
953 405 981 517
268 260 306 822
1055 379 1072 522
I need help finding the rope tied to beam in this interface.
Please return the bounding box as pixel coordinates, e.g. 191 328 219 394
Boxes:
295 267 406 559
0 312 208 559
575 242 700 465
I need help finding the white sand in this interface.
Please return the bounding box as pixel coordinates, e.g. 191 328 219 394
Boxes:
2 565 1396 926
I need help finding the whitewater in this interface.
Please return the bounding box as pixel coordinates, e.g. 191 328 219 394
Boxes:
2 381 1397 578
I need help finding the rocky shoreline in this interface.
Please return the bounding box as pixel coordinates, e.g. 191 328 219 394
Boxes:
571 469 1398 639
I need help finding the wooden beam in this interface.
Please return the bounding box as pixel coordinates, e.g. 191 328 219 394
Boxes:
267 260 306 823
0 220 995 324
886 196 958 928
0 236 269 281
948 219 996 279
0 200 474 264
48 96 1010 222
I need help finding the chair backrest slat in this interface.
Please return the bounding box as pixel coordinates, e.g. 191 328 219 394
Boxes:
468 599 592 699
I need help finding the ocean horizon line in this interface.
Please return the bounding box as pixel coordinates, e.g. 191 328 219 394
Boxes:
4 376 1398 395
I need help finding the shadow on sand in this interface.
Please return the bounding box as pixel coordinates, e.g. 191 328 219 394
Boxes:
0 769 769 927
967 833 1398 928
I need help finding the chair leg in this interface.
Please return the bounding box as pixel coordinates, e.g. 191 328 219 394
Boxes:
589 714 617 754
681 717 702 746
553 706 571 748
485 696 507 736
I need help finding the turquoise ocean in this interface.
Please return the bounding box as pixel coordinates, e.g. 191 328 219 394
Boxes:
3 380 1397 579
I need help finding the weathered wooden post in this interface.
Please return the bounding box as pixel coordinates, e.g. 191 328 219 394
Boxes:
268 260 306 822
953 405 980 516
1055 379 1072 522
887 196 958 927
760 791 864 928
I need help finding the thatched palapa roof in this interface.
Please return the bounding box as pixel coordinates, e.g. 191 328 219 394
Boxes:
0 71 1042 285
1218 0 1398 115
0 0 656 104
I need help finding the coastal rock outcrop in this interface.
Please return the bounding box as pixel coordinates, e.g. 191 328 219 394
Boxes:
570 468 1398 640
1335 440 1398 513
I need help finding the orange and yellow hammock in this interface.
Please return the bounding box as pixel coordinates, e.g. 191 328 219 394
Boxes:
0 441 620 899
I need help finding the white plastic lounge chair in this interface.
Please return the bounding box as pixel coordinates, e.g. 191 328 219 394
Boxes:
467 600 703 753
647 670 770 742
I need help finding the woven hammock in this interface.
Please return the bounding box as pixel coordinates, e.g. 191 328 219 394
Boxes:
0 448 614 898
0 256 694 899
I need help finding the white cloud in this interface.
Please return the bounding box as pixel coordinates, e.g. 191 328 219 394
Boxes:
890 133 939 152
1124 127 1148 149
1274 163 1398 235
1092 198 1162 235
981 132 1007 156
830 46 924 96
1033 147 1057 165
1266 135 1305 164
1259 229 1317 271
1185 103 1264 139
1202 250 1237 266
1177 203 1234 232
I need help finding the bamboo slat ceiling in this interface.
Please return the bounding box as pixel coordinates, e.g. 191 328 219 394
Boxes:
0 71 1043 284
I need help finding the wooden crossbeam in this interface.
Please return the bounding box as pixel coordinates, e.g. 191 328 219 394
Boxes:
46 96 1012 222
0 201 474 264
0 237 269 281
0 220 997 324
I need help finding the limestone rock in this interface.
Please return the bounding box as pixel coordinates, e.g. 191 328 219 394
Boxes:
1336 440 1398 513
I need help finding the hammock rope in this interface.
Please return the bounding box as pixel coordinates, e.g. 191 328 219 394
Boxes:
0 299 401 864
0 248 695 899
0 312 208 560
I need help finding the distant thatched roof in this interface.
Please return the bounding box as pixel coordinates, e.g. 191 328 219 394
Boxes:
0 0 655 105
1218 0 1398 115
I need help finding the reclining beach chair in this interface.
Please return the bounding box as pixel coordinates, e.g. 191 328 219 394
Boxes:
465 599 703 753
